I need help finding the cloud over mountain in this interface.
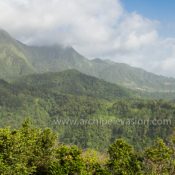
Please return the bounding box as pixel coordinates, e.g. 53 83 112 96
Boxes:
0 0 175 76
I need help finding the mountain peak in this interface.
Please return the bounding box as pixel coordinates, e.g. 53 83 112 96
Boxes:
92 58 104 63
0 29 15 43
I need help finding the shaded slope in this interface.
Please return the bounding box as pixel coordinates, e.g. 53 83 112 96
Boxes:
15 69 131 100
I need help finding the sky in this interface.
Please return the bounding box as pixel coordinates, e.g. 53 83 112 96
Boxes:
122 0 175 37
0 0 175 77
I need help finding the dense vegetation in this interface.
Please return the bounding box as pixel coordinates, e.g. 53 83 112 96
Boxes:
1 122 175 174
14 69 130 100
0 70 175 152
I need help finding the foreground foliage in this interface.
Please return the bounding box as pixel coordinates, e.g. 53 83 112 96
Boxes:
0 123 175 174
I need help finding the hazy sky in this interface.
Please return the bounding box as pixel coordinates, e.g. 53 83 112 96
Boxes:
0 0 175 77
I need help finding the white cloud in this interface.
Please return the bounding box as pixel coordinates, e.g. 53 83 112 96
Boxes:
0 0 175 77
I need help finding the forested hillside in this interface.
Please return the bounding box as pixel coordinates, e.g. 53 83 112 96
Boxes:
14 69 130 100
0 70 175 151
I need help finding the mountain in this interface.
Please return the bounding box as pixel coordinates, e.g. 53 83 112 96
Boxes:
90 59 175 92
14 69 131 100
1 29 175 92
20 44 93 74
0 30 35 81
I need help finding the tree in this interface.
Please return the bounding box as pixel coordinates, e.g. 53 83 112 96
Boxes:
107 139 142 175
49 145 86 175
144 138 174 174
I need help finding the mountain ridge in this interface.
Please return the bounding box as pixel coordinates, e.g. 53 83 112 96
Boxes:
14 69 131 100
1 29 175 92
